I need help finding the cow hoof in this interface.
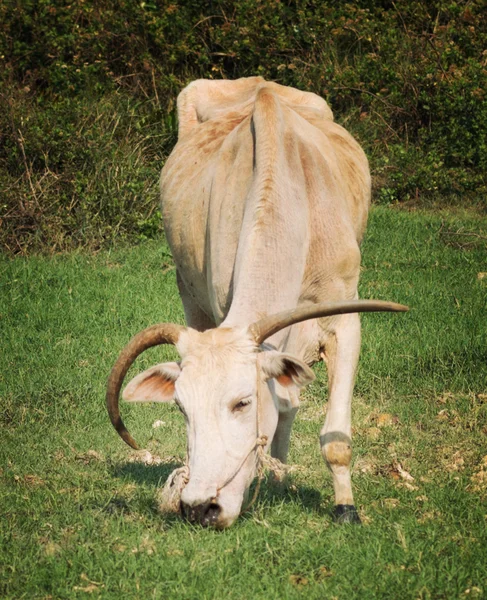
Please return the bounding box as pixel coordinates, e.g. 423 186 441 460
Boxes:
333 504 361 524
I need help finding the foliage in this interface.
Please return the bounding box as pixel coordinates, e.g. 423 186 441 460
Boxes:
1 89 175 252
1 207 487 598
1 0 486 252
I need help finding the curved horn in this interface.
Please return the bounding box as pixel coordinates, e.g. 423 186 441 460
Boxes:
106 323 185 449
249 300 408 345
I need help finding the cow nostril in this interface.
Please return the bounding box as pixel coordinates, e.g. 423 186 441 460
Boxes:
202 502 221 527
180 501 221 526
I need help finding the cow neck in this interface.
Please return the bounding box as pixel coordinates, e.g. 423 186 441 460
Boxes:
213 358 268 507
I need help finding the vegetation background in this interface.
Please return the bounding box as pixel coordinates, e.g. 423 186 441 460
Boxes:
1 2 487 598
1 0 486 253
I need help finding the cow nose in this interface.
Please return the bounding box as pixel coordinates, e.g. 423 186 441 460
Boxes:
181 501 221 527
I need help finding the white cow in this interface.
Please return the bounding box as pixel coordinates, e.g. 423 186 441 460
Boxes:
107 77 407 528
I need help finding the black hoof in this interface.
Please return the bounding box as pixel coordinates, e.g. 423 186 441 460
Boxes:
333 504 361 524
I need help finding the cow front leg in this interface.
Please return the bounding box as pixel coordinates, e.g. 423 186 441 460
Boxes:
269 380 300 464
320 312 361 524
271 406 299 464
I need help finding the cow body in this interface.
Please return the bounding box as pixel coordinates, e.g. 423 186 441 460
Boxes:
108 77 406 528
162 77 369 333
158 77 369 521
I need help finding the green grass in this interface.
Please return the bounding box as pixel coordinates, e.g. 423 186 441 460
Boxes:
1 206 486 599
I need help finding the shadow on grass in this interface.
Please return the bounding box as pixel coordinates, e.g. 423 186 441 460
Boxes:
110 462 330 523
111 461 182 487
254 474 329 517
108 460 184 525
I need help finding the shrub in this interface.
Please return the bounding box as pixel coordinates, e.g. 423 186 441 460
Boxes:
1 0 486 252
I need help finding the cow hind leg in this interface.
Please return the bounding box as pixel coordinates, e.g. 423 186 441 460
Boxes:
320 312 361 524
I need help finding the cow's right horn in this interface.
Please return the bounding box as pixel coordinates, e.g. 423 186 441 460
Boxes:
106 323 185 449
249 300 408 344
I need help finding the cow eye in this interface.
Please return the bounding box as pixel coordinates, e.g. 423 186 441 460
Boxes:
232 398 251 412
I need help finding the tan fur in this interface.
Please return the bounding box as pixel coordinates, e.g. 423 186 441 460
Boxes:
176 327 256 364
323 441 352 467
162 78 369 332
153 77 373 523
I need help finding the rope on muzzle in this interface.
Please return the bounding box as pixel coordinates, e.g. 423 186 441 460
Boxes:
240 435 293 514
157 440 293 515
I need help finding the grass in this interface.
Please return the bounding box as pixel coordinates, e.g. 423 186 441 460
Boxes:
1 205 486 599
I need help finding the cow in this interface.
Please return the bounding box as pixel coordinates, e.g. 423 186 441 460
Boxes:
106 77 407 529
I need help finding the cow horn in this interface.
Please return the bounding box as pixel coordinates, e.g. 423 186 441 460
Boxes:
106 323 185 449
249 300 409 344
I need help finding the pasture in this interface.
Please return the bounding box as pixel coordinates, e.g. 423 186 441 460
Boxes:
1 205 486 599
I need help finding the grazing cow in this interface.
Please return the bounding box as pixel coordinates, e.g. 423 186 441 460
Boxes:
107 77 407 529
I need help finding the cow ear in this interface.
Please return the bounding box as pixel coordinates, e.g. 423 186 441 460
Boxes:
260 352 315 389
122 362 181 403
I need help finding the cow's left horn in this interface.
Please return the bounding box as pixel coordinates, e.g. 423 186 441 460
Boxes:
249 300 408 344
106 323 185 449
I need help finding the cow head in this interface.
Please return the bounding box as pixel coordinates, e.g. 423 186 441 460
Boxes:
106 300 407 528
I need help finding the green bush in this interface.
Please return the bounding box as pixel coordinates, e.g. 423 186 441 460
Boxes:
1 0 486 252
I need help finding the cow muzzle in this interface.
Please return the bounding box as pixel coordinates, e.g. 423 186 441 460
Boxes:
179 479 222 527
181 499 222 527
